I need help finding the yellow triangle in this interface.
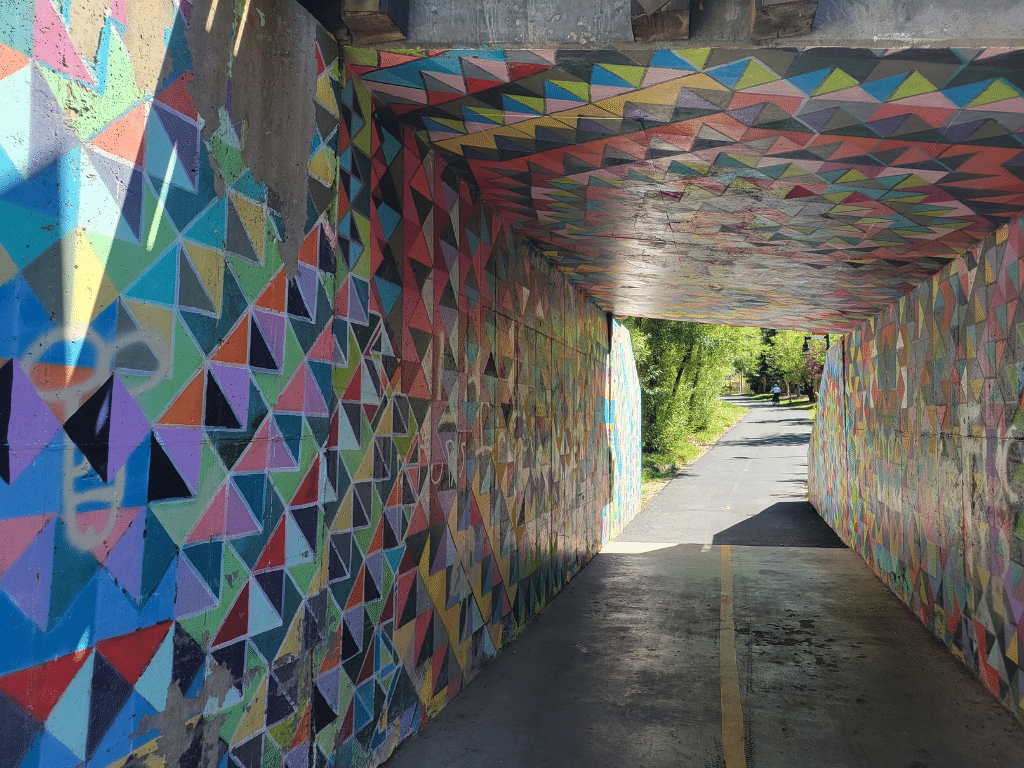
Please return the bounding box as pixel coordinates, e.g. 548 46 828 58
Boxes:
231 191 266 264
122 298 175 362
276 608 304 661
232 673 268 743
66 230 119 325
316 72 340 117
182 240 225 314
308 145 335 187
0 244 17 286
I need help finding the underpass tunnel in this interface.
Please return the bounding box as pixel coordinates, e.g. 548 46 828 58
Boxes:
0 0 1023 765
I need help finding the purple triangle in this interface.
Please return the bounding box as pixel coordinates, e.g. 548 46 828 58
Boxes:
103 512 145 600
675 89 721 111
729 103 768 127
209 364 251 426
940 118 987 144
796 107 840 133
253 310 285 363
173 555 217 619
108 376 152 478
153 426 203 491
8 363 62 483
867 114 909 138
346 278 368 325
296 263 319 319
0 516 55 627
317 666 341 706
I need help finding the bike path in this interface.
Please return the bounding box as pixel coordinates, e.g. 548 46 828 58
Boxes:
383 396 1024 768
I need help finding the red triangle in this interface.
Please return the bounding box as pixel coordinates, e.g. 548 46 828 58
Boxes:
508 61 552 80
254 518 286 572
213 583 250 647
155 72 198 121
291 705 312 749
96 621 172 686
346 569 366 610
291 455 320 507
0 648 92 722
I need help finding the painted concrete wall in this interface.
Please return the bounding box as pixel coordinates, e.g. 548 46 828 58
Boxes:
809 214 1024 723
0 2 642 767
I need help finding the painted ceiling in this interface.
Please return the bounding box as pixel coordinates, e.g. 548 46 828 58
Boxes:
345 46 1024 331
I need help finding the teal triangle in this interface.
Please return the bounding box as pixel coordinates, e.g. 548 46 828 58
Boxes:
183 198 226 250
124 248 178 306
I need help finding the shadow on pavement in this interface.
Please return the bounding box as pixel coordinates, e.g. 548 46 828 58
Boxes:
720 433 811 447
712 502 846 548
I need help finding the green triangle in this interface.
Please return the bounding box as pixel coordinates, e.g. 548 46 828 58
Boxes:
142 184 179 257
736 59 778 90
674 47 711 69
599 64 646 88
812 68 858 96
968 78 1022 107
888 71 936 102
548 79 589 101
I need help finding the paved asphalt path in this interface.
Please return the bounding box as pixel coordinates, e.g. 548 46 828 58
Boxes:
383 397 1024 768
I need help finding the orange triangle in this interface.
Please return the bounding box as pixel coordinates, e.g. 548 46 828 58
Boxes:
299 226 320 267
256 270 286 312
91 104 147 167
346 568 366 610
159 371 205 426
212 312 249 365
0 43 29 80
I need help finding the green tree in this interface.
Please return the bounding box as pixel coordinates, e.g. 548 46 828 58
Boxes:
625 319 763 454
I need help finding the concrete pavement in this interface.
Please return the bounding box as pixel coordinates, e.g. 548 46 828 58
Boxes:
383 397 1024 768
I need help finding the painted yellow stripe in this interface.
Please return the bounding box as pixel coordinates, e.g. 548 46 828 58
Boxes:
720 545 746 767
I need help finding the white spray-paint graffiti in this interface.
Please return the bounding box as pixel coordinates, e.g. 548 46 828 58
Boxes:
23 326 169 550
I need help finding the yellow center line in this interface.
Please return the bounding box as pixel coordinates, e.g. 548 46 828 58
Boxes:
720 545 746 767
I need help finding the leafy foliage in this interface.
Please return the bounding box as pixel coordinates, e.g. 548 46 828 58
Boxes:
625 319 761 454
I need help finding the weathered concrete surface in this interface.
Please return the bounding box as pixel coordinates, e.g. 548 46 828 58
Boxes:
187 0 321 272
381 398 1024 767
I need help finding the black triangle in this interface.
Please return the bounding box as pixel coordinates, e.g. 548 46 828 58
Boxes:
64 375 113 481
286 278 312 319
312 685 338 735
341 620 360 660
148 433 193 502
248 317 279 371
318 226 336 274
204 371 241 429
292 506 319 551
0 360 11 484
86 654 133 758
255 569 284 614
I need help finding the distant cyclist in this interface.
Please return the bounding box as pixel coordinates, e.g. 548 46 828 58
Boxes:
770 383 782 405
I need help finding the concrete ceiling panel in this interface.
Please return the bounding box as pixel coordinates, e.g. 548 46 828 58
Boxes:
347 46 1024 331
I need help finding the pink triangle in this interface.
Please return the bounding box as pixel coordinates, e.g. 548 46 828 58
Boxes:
303 366 329 416
225 483 260 538
152 426 203 492
0 516 55 627
276 369 306 412
8 363 62 483
0 514 54 578
33 0 95 85
185 486 227 544
266 419 296 471
88 506 144 564
232 419 271 472
308 324 334 362
104 512 146 600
